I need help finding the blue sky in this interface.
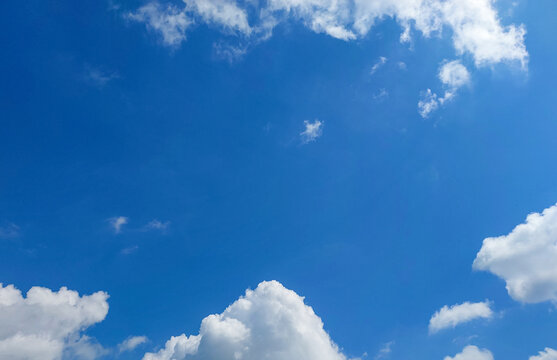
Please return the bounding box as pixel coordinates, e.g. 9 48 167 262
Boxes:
1 0 557 359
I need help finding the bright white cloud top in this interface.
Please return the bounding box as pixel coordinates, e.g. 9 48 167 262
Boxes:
530 348 557 360
473 203 557 303
128 0 528 67
444 345 494 360
429 301 493 333
0 283 109 360
143 280 348 360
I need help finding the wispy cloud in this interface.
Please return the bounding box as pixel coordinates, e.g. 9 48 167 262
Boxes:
0 222 20 240
370 56 388 75
144 219 170 232
121 245 139 255
300 120 323 144
108 216 128 234
127 2 192 47
84 65 119 87
373 88 389 102
118 336 148 353
374 341 394 360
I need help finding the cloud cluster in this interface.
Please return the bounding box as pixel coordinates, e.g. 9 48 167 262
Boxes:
473 203 557 303
0 283 109 360
128 0 527 68
444 345 494 360
418 60 470 118
429 301 493 333
143 280 348 360
530 348 557 360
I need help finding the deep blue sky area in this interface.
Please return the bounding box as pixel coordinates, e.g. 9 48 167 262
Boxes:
1 1 557 359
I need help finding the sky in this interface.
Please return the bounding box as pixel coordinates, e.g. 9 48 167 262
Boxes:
1 0 557 359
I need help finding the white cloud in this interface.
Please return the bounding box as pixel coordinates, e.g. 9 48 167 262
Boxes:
473 203 557 303
108 216 128 234
370 56 388 75
300 120 323 144
0 283 109 360
374 341 394 360
128 0 527 69
128 2 192 47
444 346 494 360
119 336 149 353
143 280 349 360
530 348 557 360
439 60 470 89
0 222 20 240
184 0 251 35
418 89 440 118
429 301 493 333
418 60 469 118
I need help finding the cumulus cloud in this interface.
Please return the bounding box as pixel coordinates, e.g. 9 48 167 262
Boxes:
143 280 349 360
530 348 557 360
108 216 128 234
128 2 192 47
444 345 494 360
429 301 493 333
439 60 470 89
129 0 527 68
300 120 323 144
473 203 557 303
0 283 109 360
119 336 149 353
418 60 470 118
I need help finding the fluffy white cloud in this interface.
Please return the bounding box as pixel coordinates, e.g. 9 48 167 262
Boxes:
439 60 470 89
129 0 527 68
108 216 128 234
429 301 493 333
300 120 323 144
444 345 494 360
143 280 348 360
0 284 109 360
119 336 149 353
530 348 557 360
473 203 557 303
128 2 192 47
